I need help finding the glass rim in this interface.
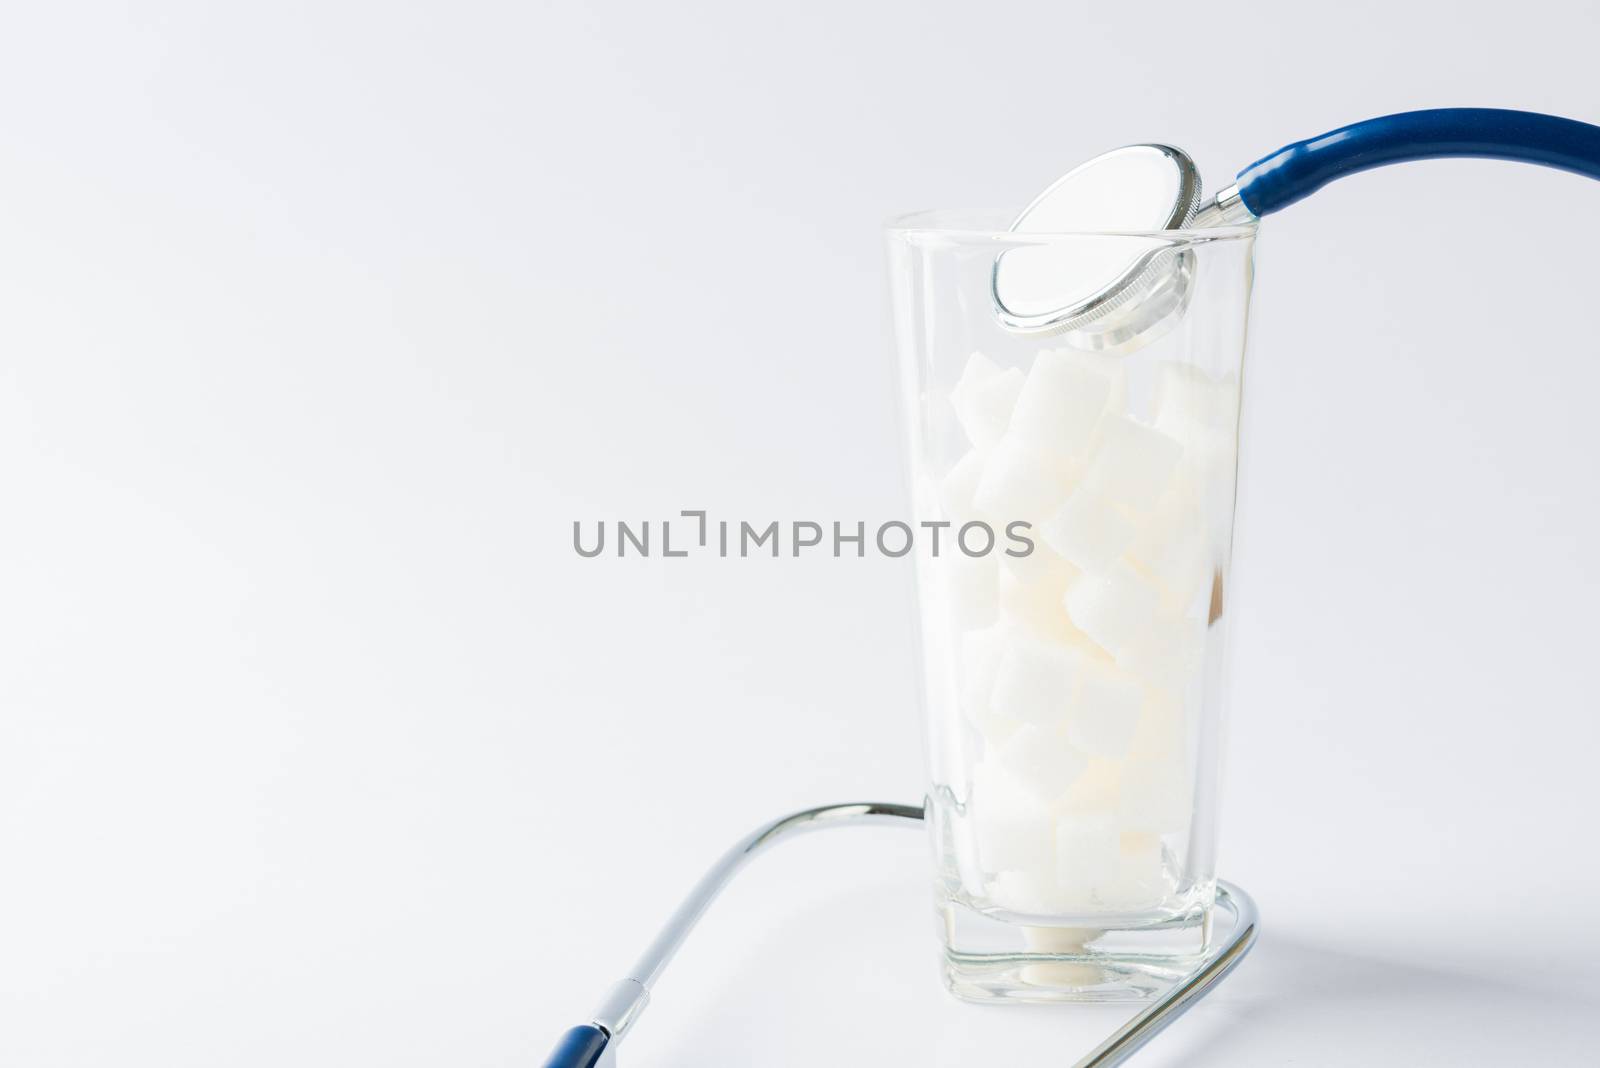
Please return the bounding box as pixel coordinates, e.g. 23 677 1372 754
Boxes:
884 208 1258 245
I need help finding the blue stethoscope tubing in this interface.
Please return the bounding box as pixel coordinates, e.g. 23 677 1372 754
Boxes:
1234 107 1600 217
540 107 1600 1068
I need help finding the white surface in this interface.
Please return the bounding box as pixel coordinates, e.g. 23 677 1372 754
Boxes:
2 1 1598 1065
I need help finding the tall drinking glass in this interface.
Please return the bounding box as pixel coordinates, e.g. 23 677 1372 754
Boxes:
885 213 1256 1002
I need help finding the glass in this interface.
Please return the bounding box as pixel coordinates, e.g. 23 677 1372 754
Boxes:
885 212 1257 1002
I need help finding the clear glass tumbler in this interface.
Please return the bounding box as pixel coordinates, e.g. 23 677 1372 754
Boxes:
885 212 1257 1002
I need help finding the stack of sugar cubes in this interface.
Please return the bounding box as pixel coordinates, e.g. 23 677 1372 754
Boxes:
937 347 1238 917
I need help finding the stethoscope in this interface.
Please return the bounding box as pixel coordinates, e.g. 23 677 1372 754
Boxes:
542 109 1600 1068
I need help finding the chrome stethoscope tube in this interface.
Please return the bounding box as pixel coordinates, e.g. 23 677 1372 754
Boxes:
540 802 1259 1068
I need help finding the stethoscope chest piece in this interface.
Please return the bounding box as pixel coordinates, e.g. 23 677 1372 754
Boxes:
993 144 1204 351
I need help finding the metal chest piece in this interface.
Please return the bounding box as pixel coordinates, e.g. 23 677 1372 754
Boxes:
993 144 1204 352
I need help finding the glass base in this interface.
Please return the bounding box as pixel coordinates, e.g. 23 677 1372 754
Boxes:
937 897 1210 1003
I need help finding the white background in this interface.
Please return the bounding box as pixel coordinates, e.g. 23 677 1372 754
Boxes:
3 2 1598 1065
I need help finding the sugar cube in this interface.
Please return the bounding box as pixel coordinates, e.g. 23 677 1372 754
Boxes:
951 351 1024 449
991 632 1081 726
1044 348 1129 412
1082 415 1184 515
1096 832 1171 910
1009 349 1119 460
1117 747 1193 834
1126 690 1186 752
1058 756 1121 817
937 447 989 522
959 624 1019 747
1063 561 1163 658
972 435 1075 525
996 723 1091 805
999 529 1070 585
1067 661 1145 760
998 560 1081 645
1054 811 1122 898
989 868 1065 915
1185 434 1239 560
1116 614 1205 690
972 759 1056 875
1153 363 1237 433
1040 487 1137 573
1152 398 1239 562
1127 488 1212 617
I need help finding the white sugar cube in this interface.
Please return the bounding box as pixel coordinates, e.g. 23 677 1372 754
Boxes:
1126 691 1187 757
991 632 1082 726
1083 415 1183 514
1067 661 1145 760
1156 410 1234 459
1058 756 1121 817
1153 398 1239 561
937 448 989 522
1184 432 1238 560
1001 541 1077 593
951 351 1024 449
1097 832 1171 910
946 551 999 630
1155 546 1212 620
999 528 1069 584
972 436 1075 525
1154 363 1237 433
1054 811 1122 897
996 724 1091 805
960 625 1025 748
1154 397 1235 482
972 759 1056 875
1127 486 1212 616
998 560 1081 645
959 624 1006 714
1063 561 1163 658
1041 487 1137 573
1118 747 1193 833
953 350 1001 389
1044 348 1129 410
1009 349 1119 460
981 714 1026 752
1116 614 1205 690
989 868 1067 915
1128 477 1201 563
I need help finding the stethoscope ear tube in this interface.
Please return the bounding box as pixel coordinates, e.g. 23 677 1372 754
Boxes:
1235 107 1600 217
